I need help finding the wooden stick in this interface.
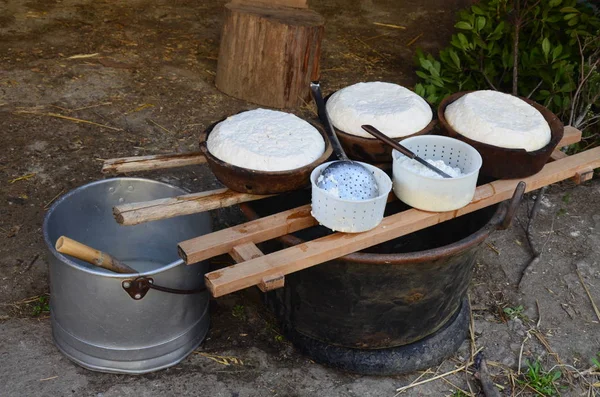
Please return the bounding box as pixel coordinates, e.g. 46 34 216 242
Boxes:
576 269 600 322
99 125 581 175
114 188 275 226
204 147 600 297
107 126 583 226
15 111 122 131
102 152 206 174
55 236 137 274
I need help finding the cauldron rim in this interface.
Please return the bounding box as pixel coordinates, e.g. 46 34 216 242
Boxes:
239 200 507 265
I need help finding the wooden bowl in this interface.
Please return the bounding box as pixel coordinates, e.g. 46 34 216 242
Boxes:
437 91 564 179
325 92 437 163
199 118 333 195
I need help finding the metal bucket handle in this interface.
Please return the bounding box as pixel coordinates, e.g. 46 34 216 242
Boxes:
121 276 206 300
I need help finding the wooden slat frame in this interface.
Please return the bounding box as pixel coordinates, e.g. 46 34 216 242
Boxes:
202 147 600 297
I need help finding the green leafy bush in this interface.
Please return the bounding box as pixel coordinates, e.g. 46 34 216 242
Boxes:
414 0 599 127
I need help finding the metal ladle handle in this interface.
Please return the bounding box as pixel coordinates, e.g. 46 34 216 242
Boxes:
361 124 452 179
310 81 349 162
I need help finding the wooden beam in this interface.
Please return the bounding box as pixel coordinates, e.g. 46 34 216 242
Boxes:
179 193 397 264
179 205 316 264
114 188 274 226
550 150 569 161
229 242 284 291
204 147 600 297
558 126 582 148
102 152 206 174
573 166 594 185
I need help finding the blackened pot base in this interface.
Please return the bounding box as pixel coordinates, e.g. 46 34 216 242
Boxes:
241 190 501 375
284 298 469 376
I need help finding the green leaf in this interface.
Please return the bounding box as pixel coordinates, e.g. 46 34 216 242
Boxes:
416 70 429 79
474 36 487 49
560 6 579 13
476 16 486 32
419 58 433 71
471 5 485 15
415 83 425 97
449 49 461 69
439 50 451 65
542 37 551 58
426 84 437 96
560 82 574 92
430 78 445 88
568 16 579 26
553 96 562 107
455 21 473 30
564 13 578 20
450 36 463 49
493 21 505 34
457 33 470 50
549 0 562 7
552 44 563 60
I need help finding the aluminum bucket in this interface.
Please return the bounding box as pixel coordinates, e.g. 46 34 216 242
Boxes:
43 178 211 374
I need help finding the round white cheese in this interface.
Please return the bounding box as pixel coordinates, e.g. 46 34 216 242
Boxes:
207 108 325 172
444 90 551 152
325 82 433 138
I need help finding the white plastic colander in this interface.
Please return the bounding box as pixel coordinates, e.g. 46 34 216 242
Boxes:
311 161 392 233
392 135 482 212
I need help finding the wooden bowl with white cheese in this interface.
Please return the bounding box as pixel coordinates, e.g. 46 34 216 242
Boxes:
438 91 564 179
199 109 333 195
325 82 437 164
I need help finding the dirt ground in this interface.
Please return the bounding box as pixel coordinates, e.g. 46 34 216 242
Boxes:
1 0 599 396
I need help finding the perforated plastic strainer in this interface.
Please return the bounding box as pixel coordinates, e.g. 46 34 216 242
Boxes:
311 162 392 233
392 135 482 212
310 81 379 201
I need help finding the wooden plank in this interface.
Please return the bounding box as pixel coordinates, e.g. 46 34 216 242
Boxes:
179 205 316 264
114 188 274 226
230 242 265 263
179 193 397 264
550 150 569 161
204 147 600 298
558 126 582 147
573 166 594 185
229 242 284 291
102 152 206 174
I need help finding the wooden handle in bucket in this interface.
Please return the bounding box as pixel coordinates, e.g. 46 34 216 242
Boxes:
55 236 138 274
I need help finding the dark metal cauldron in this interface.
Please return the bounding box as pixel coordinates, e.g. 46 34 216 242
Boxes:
240 184 523 375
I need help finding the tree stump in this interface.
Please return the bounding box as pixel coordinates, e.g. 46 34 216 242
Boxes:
215 2 325 109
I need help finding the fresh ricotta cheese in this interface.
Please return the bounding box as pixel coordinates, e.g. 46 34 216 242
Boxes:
206 108 325 172
444 90 551 152
398 157 464 179
325 82 433 138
